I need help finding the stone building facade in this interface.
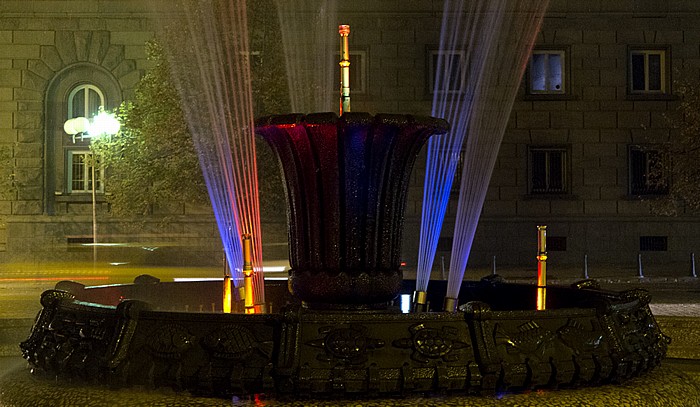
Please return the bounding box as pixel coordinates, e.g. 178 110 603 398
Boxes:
1 0 699 273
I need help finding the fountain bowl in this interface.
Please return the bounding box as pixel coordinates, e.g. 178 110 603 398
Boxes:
18 275 669 398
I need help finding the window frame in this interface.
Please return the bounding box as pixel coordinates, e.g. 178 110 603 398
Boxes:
427 49 467 96
68 84 105 119
335 49 367 95
64 83 106 196
527 145 570 196
628 47 670 96
66 149 104 194
628 144 669 197
528 49 567 95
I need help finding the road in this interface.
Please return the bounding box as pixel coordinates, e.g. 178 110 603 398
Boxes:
0 262 225 319
3 261 700 319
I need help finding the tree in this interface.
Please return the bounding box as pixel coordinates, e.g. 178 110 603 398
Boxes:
92 41 206 217
650 80 700 215
93 0 288 220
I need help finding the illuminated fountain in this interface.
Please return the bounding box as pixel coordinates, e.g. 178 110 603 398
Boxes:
7 3 677 404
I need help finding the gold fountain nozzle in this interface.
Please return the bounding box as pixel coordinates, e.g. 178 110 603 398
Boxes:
536 225 547 311
412 290 427 312
242 234 255 314
222 251 232 313
339 24 351 115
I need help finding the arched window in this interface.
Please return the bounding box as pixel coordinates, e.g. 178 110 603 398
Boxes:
45 63 122 215
68 84 104 120
65 84 105 194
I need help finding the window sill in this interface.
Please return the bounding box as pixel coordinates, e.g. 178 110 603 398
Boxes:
626 193 669 200
524 193 578 200
625 93 677 101
54 193 108 203
522 93 576 101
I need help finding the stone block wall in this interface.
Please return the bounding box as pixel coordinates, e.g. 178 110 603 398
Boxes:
1 0 700 272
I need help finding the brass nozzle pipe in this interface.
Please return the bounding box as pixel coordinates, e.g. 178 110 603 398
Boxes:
443 296 458 313
536 225 547 311
412 290 427 312
242 234 255 314
338 24 351 115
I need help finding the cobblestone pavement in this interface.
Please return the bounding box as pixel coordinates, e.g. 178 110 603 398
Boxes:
2 263 700 405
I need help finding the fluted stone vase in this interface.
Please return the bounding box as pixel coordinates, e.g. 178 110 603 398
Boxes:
256 112 447 307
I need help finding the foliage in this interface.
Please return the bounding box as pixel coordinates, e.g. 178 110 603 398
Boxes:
0 146 16 226
92 41 206 217
93 0 289 220
651 80 700 215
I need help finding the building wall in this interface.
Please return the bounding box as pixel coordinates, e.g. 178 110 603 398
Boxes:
1 0 700 273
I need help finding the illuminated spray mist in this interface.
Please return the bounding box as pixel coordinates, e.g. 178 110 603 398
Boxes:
154 0 266 309
416 0 549 309
275 0 338 113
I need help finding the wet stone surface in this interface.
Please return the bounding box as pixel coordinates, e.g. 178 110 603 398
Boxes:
1 365 699 407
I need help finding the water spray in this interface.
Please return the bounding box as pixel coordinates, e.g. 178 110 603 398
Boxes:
338 24 351 115
583 253 589 279
638 253 644 278
536 225 547 311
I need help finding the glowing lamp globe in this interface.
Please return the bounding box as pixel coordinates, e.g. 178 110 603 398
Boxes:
63 116 90 135
89 110 121 136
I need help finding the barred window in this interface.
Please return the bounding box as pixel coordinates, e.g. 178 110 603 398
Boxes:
68 151 103 194
529 147 568 194
629 146 668 196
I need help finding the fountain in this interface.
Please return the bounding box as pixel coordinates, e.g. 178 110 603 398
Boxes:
2 5 683 405
14 67 671 406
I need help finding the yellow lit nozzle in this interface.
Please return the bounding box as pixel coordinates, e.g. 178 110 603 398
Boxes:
242 234 255 314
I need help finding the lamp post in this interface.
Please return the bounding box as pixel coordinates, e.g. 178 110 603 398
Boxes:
64 107 120 266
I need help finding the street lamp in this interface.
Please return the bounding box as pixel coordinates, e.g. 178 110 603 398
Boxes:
64 107 121 266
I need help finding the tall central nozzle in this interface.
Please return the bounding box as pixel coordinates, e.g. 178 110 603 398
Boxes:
339 24 351 115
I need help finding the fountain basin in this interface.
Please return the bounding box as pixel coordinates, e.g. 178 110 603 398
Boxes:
255 113 448 307
19 276 668 397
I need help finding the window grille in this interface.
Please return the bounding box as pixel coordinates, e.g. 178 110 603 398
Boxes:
629 146 668 196
639 236 667 251
529 147 568 194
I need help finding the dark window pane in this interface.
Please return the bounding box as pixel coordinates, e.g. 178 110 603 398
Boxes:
548 151 563 191
531 150 547 192
72 88 85 117
630 148 645 194
631 54 645 91
547 54 562 91
630 147 668 195
87 88 101 117
530 54 546 91
640 236 667 251
547 236 567 251
434 53 463 92
648 54 662 91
